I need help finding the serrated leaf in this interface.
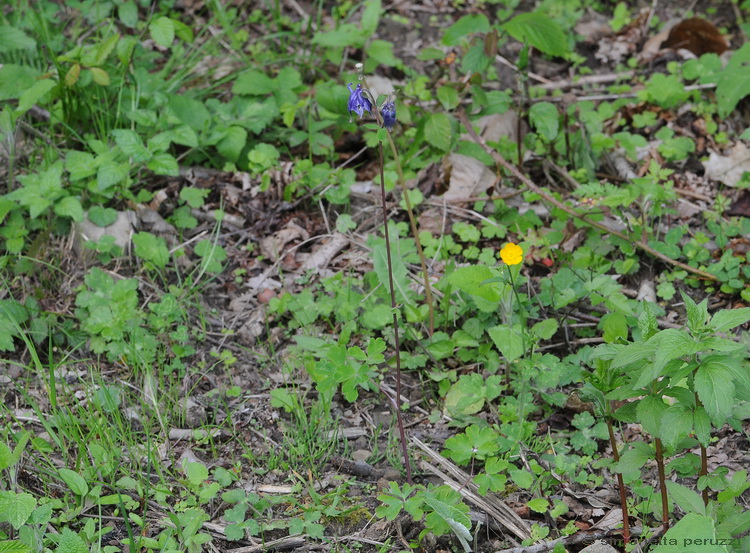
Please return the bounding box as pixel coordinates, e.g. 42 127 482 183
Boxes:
531 318 558 340
217 126 247 162
660 404 693 449
56 527 88 553
503 12 568 57
636 395 667 437
715 43 750 118
0 26 36 52
423 112 453 151
665 481 706 516
709 307 750 333
132 232 169 268
487 325 524 363
90 67 110 86
441 14 489 46
0 540 32 553
649 513 722 553
65 64 81 87
0 492 36 530
118 1 138 28
16 79 56 116
232 70 275 95
695 361 735 425
147 153 179 176
54 196 84 222
149 16 175 48
528 101 559 142
112 129 150 162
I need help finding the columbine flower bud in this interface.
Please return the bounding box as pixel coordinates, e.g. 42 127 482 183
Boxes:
347 83 372 119
381 99 396 130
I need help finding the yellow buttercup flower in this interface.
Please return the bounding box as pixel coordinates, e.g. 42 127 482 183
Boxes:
500 242 523 266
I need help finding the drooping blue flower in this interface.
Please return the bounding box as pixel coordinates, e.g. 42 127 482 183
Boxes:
381 100 396 130
347 83 372 119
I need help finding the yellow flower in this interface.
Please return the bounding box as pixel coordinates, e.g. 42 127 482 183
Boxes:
500 243 523 266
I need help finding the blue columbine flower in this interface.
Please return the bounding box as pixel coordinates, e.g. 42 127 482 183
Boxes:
381 100 396 130
347 83 372 119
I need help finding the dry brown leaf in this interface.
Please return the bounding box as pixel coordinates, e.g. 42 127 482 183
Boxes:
703 142 750 187
665 18 728 56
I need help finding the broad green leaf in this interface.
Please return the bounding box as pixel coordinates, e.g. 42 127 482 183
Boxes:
665 481 706 516
147 153 179 176
233 70 275 95
503 12 568 57
185 461 209 486
636 395 668 437
615 442 654 474
56 527 88 553
0 64 40 101
715 43 750 118
96 161 128 190
16 79 56 116
531 318 558 340
709 307 750 333
360 0 382 35
437 86 460 110
660 404 693 449
58 468 88 497
695 361 735 425
132 232 170 268
0 26 36 52
601 311 628 343
112 129 150 162
528 101 559 142
0 540 32 553
0 492 36 530
443 425 499 464
87 206 118 227
649 513 723 553
423 112 453 151
372 241 411 305
171 125 198 148
54 196 84 222
487 325 524 363
693 406 712 447
180 187 209 208
217 126 247 162
168 95 210 130
527 498 549 513
149 16 175 48
441 14 489 46
118 1 138 28
445 265 502 312
90 67 110 86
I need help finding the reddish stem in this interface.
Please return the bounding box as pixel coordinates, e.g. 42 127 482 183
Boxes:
607 416 631 544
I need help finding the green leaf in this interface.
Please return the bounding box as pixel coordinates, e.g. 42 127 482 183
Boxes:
16 79 56 116
185 461 209 486
58 468 88 496
56 527 88 553
531 318 558 340
168 95 210 130
487 325 524 363
194 239 227 273
147 153 179 176
0 492 36 530
217 126 247 162
372 241 411 305
360 0 382 35
149 16 175 48
695 361 735 425
601 311 628 343
528 101 559 142
715 43 750 118
665 481 705 516
422 488 471 550
180 187 209 208
66 150 97 181
233 70 275 95
709 307 750 333
96 161 128 190
445 265 502 311
693 406 712 447
510 469 534 489
87 206 118 227
171 125 198 148
90 67 110 86
649 513 723 553
527 498 549 513
616 442 654 474
660 404 693 449
118 1 138 28
443 425 499 464
503 12 568 57
54 196 84 222
437 86 460 110
112 129 150 162
636 395 668 437
0 64 41 101
423 112 453 151
132 232 170 268
0 26 36 52
441 14 489 46
0 540 32 553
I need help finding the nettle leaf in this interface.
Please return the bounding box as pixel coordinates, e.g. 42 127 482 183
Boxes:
441 14 489 46
660 404 693 449
149 16 175 48
54 196 84 222
636 395 668 437
695 360 736 425
649 513 721 553
0 491 36 530
0 540 32 553
709 307 750 333
112 129 150 162
616 442 654 475
528 101 559 142
423 112 454 151
665 481 706 516
217 126 247 162
715 42 750 118
57 527 88 553
133 232 170 269
87 206 118 227
503 12 568 58
487 325 524 363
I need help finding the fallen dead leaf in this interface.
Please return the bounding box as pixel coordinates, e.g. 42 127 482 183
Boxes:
703 142 750 187
664 18 728 56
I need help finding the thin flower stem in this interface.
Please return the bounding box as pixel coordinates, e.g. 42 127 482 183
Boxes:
385 133 435 336
379 140 413 484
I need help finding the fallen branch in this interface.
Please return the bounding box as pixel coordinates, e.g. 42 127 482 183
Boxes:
457 111 718 282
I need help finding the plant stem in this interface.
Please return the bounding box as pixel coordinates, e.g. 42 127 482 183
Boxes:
654 437 670 530
378 141 413 484
385 134 435 336
606 415 630 544
700 443 709 506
